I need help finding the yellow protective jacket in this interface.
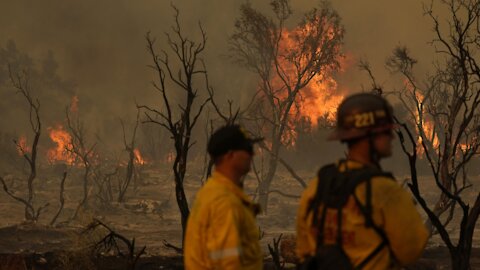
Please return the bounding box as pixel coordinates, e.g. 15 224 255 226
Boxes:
296 160 429 269
184 171 263 270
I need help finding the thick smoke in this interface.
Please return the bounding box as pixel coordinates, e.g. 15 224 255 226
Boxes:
0 0 444 169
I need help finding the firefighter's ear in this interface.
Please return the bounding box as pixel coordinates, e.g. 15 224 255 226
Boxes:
225 150 235 158
219 150 234 162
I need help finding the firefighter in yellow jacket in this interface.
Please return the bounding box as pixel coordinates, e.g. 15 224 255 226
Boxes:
185 125 263 270
296 93 429 269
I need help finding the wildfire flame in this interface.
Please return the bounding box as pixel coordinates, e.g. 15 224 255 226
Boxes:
268 24 345 146
297 78 344 124
16 135 30 155
47 125 76 165
458 139 479 156
134 148 146 165
403 80 440 155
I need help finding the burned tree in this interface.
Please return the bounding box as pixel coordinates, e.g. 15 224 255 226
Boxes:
139 6 210 241
118 109 141 203
66 107 96 220
385 1 480 268
50 171 67 226
229 0 344 211
0 68 48 223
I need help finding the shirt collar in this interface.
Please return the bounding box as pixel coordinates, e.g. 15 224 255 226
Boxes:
211 170 261 215
337 159 377 172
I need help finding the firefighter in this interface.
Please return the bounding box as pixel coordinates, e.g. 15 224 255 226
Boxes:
184 125 263 270
296 93 429 269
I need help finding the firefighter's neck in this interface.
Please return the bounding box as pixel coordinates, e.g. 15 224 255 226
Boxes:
215 165 243 187
347 139 378 167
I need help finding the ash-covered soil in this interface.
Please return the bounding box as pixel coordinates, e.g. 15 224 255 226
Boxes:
0 165 479 269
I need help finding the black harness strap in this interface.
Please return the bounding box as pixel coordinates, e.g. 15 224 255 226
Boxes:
352 192 388 269
308 161 394 270
311 164 336 248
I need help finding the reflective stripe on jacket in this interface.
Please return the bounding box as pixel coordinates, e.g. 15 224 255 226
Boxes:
185 171 263 270
296 160 429 269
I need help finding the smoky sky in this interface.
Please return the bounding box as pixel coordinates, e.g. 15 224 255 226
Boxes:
0 0 442 149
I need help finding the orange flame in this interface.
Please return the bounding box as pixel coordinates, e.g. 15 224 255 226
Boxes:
458 139 479 156
268 24 345 146
403 80 440 156
416 120 439 155
134 148 146 165
459 143 469 153
297 78 344 124
16 135 30 155
47 125 76 165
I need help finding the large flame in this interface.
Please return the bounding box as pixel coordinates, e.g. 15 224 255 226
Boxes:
47 125 76 165
297 78 344 124
267 24 345 146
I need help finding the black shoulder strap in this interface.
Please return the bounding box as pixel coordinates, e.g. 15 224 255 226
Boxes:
346 168 393 228
308 162 395 269
308 163 337 248
349 169 393 269
307 163 337 221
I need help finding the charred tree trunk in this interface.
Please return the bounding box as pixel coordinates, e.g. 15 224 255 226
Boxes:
258 142 280 213
50 172 67 226
140 5 211 248
0 68 47 223
66 108 96 220
118 111 140 203
397 122 480 270
173 140 190 240
450 193 480 270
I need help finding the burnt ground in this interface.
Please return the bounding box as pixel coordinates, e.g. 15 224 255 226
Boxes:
0 165 479 269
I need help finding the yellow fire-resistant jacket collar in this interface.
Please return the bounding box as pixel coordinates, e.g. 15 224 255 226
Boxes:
296 160 429 270
184 171 263 270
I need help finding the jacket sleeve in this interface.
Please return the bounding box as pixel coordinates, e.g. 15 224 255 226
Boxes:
206 196 243 269
381 182 429 266
296 179 317 262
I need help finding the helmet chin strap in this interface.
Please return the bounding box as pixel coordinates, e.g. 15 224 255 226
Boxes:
367 131 381 169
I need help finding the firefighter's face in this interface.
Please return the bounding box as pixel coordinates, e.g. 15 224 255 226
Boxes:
231 149 253 176
374 129 394 158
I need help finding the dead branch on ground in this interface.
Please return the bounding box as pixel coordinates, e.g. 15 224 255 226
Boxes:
84 218 146 270
268 234 284 270
162 239 183 254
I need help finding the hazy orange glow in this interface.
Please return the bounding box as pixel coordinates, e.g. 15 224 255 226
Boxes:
166 151 175 163
47 125 75 165
16 135 30 155
70 95 79 113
